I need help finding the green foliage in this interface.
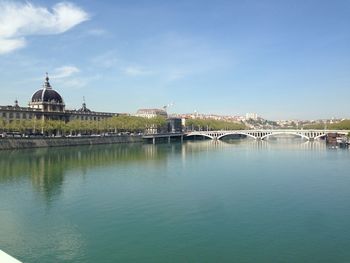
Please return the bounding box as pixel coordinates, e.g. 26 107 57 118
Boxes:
303 120 350 130
302 123 325 129
0 117 5 131
186 118 246 131
329 120 350 130
0 115 168 136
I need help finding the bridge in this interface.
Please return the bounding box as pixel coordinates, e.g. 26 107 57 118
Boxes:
143 132 184 144
185 129 350 141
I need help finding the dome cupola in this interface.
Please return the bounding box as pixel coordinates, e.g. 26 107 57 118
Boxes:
31 73 63 104
77 96 91 112
29 73 65 112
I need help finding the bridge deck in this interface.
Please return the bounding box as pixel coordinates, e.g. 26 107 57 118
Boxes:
142 133 183 139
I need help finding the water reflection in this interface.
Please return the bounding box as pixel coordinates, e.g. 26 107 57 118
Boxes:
1 139 349 263
0 140 329 200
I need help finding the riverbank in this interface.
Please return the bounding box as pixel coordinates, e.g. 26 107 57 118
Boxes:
0 135 143 150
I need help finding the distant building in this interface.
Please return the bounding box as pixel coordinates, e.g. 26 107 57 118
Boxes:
167 118 182 133
135 109 183 134
245 113 258 120
0 74 120 125
135 108 168 119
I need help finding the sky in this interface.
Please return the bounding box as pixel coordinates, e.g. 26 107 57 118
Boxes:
0 0 349 120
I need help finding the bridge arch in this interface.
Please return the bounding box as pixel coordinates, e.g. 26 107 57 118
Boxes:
217 132 257 140
260 132 309 140
313 133 327 140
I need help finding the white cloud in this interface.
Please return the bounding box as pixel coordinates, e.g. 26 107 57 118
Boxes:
0 37 26 54
57 74 101 90
0 1 89 54
52 65 80 79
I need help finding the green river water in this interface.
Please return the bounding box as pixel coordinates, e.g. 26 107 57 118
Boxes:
0 140 350 262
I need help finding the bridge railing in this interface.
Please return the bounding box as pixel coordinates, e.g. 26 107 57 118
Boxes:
185 129 350 140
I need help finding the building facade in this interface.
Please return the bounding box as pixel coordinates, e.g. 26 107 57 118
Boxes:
135 108 183 134
245 113 258 120
135 108 168 119
167 118 182 133
0 74 119 125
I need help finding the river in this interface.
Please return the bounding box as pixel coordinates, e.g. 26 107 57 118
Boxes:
0 140 350 262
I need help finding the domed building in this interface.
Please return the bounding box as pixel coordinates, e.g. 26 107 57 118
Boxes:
29 74 65 113
24 73 67 121
0 73 120 126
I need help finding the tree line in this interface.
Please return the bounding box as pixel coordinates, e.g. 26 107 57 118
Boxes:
302 120 350 130
0 115 166 136
185 118 246 131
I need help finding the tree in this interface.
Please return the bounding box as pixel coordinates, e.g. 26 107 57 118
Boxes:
23 118 39 133
0 117 5 132
303 120 350 130
65 120 80 135
148 116 166 133
42 120 57 135
186 118 246 131
330 120 350 130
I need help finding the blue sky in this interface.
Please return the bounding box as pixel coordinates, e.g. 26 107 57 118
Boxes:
0 0 349 120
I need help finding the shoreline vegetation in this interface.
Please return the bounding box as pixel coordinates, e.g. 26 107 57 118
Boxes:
185 118 246 131
0 115 247 137
302 120 350 131
0 116 166 137
0 114 349 142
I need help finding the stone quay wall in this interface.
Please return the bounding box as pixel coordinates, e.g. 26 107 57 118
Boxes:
0 136 143 150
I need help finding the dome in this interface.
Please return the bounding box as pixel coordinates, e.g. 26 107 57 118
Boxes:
31 74 64 104
31 89 63 103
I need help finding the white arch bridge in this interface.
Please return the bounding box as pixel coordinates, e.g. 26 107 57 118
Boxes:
185 130 350 141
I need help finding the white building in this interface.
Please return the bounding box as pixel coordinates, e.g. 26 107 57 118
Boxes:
245 113 258 120
135 108 168 119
